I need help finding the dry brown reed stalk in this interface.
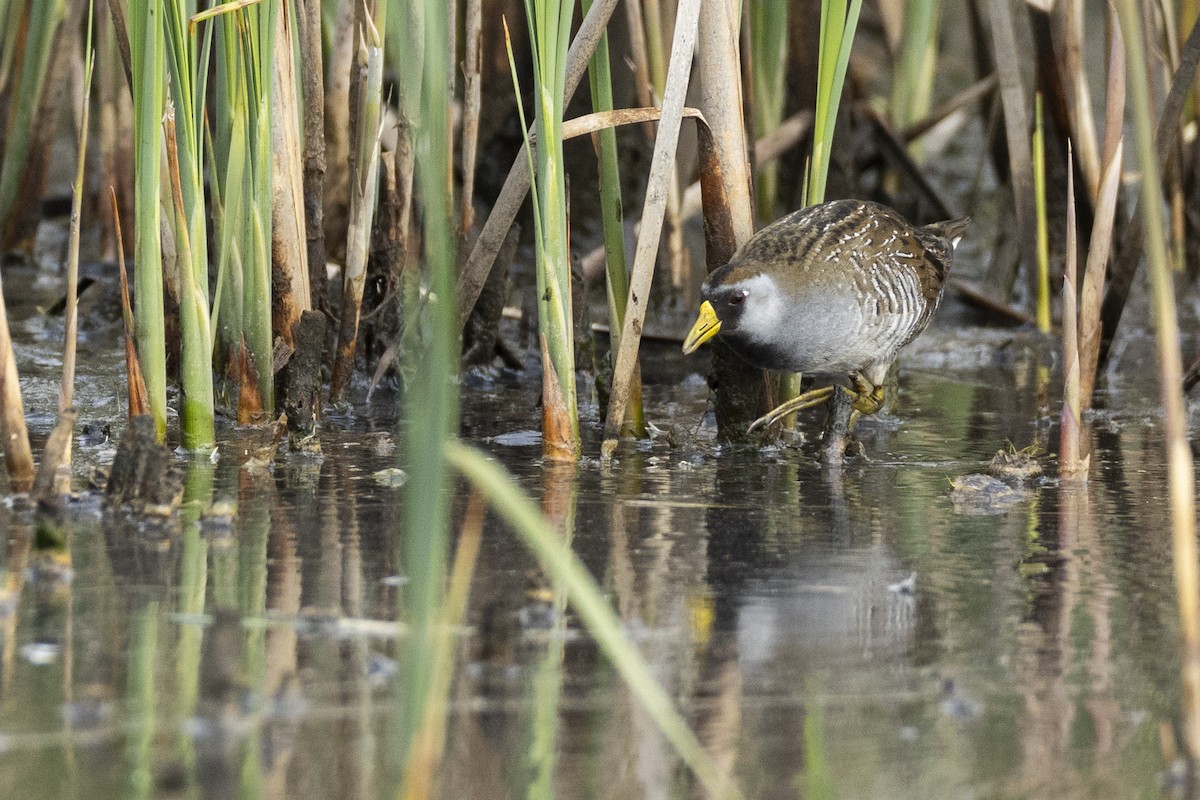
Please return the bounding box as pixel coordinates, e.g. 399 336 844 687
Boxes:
97 5 134 263
1 0 86 250
697 0 753 244
110 188 149 418
1114 0 1200 762
46 26 95 498
457 0 620 330
1058 0 1101 201
459 0 482 236
0 271 34 494
1059 146 1084 478
984 0 1037 294
330 8 384 403
1076 18 1123 411
697 0 768 440
270 6 311 351
622 0 688 296
61 36 92 418
601 0 702 455
898 74 996 143
297 0 328 312
323 0 355 261
623 0 656 138
1098 17 1200 368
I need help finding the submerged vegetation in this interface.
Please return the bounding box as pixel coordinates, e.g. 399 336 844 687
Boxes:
2 0 1200 795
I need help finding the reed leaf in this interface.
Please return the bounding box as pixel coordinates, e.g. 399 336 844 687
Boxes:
1113 0 1200 760
390 0 458 777
889 0 939 161
750 0 788 221
808 0 863 204
446 442 741 800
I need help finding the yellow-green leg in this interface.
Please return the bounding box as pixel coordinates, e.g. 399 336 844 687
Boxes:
747 373 885 434
747 385 836 432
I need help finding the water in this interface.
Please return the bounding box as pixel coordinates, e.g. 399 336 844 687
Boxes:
0 253 1197 799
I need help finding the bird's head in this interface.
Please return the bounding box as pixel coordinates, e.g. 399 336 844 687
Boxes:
681 266 780 355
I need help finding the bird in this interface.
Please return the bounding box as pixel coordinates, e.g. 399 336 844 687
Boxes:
681 199 969 432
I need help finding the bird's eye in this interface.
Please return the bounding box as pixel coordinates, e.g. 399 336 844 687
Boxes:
729 291 747 306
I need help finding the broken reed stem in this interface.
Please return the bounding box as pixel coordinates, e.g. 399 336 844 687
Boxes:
1114 0 1200 762
1059 145 1084 477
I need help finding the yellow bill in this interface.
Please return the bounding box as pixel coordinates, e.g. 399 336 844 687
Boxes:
681 300 722 355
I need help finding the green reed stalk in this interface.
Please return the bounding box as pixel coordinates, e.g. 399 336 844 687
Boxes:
1114 0 1200 760
237 492 269 799
129 0 168 437
642 0 666 96
390 0 458 779
0 0 66 241
208 0 275 415
888 0 939 160
785 0 860 421
447 442 741 800
125 602 159 800
164 0 215 448
62 3 95 417
246 2 276 413
209 8 247 362
174 460 211 783
750 0 788 221
1032 93 1051 334
808 0 862 204
514 0 580 461
583 0 645 437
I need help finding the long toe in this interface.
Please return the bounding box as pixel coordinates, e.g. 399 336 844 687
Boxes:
747 386 836 432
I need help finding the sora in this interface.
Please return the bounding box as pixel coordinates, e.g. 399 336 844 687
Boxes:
682 199 969 432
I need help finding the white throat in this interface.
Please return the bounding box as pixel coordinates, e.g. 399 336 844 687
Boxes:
734 273 787 343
